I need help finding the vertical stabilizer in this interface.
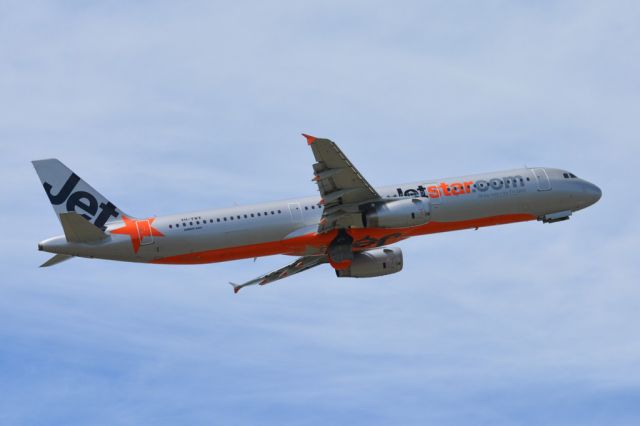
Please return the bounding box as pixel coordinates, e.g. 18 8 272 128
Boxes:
32 159 131 230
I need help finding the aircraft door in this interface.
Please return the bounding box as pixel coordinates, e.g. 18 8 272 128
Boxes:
427 188 442 220
288 202 303 224
423 197 433 222
136 219 155 246
533 168 551 191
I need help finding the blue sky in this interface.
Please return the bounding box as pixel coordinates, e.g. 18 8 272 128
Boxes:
1 1 639 424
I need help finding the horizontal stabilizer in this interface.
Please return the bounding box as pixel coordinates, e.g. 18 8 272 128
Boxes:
40 254 74 267
59 212 108 243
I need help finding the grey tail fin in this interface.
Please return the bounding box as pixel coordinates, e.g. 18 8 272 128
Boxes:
40 254 74 267
31 158 131 230
59 212 108 243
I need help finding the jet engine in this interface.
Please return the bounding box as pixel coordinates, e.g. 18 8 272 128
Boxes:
363 198 429 228
335 247 403 278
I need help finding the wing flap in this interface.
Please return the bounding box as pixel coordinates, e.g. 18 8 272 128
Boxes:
321 188 360 204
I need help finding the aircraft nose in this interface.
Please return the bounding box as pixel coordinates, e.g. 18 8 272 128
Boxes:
582 182 602 206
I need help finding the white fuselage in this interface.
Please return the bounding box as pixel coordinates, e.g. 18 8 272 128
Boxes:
39 167 601 265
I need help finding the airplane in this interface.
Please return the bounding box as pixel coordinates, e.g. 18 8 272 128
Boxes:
33 134 602 293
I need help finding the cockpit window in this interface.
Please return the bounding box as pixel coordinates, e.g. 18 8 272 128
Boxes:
563 173 569 178
569 173 577 178
563 172 578 179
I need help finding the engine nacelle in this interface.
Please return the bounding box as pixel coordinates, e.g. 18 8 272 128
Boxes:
364 198 429 228
336 247 403 278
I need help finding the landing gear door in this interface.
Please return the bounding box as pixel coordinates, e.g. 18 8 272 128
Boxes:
533 168 551 191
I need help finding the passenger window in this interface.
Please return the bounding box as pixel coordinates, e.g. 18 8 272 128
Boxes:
305 206 308 210
278 210 281 214
257 213 261 216
264 212 268 215
224 217 227 221
182 223 186 227
271 211 275 215
217 218 220 222
190 222 193 226
169 225 173 229
251 213 255 217
196 221 200 225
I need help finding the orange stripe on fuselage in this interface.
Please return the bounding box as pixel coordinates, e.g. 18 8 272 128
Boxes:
152 213 536 265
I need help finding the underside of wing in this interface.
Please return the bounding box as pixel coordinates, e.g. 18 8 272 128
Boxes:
304 134 382 233
229 254 328 293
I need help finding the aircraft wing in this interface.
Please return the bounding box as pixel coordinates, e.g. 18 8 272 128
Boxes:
304 134 382 233
229 254 328 293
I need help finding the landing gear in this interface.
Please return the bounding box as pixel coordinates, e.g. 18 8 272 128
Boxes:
328 229 354 267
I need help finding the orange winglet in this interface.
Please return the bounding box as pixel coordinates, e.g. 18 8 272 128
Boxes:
302 133 317 145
